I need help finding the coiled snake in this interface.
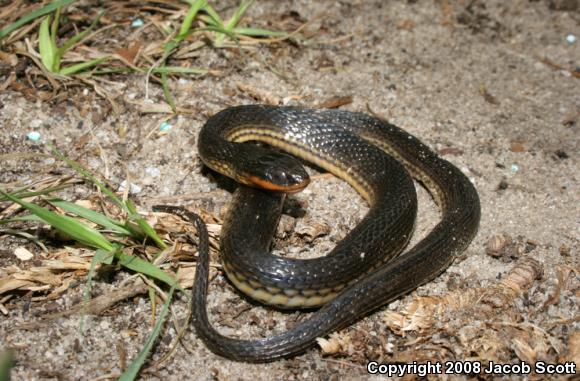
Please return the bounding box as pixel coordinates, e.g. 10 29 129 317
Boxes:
178 105 480 362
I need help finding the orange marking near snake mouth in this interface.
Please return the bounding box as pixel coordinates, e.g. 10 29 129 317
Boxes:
248 175 310 193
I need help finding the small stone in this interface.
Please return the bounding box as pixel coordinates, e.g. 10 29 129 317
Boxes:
497 179 509 190
159 121 171 131
26 131 41 141
145 166 161 177
118 180 142 194
554 150 569 160
131 18 144 28
14 247 34 261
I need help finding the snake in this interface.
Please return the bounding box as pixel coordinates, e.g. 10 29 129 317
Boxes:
190 105 481 362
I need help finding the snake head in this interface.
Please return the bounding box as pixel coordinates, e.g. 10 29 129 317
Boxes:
243 150 310 193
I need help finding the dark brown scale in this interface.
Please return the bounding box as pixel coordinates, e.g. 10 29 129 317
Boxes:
193 105 481 362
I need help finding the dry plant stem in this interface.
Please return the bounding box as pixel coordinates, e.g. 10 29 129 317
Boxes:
14 280 149 331
15 47 61 89
142 191 225 203
76 77 120 114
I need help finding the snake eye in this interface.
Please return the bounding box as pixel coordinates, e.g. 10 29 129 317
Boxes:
246 151 310 193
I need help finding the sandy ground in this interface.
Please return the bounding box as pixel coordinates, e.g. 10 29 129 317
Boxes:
0 0 578 380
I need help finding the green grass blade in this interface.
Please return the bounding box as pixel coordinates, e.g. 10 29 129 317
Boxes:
0 0 77 40
121 221 146 242
200 4 223 27
0 214 45 224
198 14 219 27
58 10 104 55
118 286 175 381
232 27 287 37
50 5 61 42
80 247 116 332
196 25 237 40
0 184 74 200
47 144 126 212
148 286 156 322
59 56 110 76
0 349 14 381
213 0 252 46
39 16 58 72
93 247 115 266
176 0 206 41
115 252 181 290
126 199 167 249
226 0 253 31
0 188 114 251
47 199 131 235
160 72 177 113
162 40 179 56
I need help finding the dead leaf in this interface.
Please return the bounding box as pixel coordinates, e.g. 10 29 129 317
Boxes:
116 42 142 64
316 95 353 109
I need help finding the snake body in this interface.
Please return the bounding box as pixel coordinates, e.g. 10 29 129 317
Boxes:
198 105 418 308
193 105 480 361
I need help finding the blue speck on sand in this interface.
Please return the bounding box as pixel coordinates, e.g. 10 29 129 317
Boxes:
27 132 41 141
131 19 144 28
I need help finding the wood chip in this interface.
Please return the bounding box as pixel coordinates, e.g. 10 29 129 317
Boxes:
316 95 353 109
317 332 351 355
0 278 36 294
14 247 34 261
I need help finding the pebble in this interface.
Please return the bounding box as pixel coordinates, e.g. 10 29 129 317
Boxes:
131 18 144 28
118 180 142 194
145 166 161 177
27 131 41 141
159 121 172 131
